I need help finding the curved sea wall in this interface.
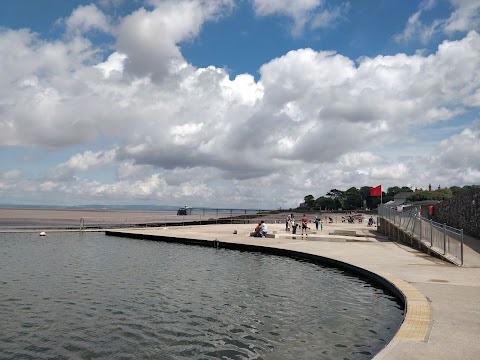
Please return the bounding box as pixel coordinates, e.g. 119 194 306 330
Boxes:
433 188 480 238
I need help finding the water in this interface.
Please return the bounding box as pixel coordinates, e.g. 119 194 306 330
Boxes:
0 232 403 359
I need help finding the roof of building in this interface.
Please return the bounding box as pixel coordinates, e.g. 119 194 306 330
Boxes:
393 192 414 200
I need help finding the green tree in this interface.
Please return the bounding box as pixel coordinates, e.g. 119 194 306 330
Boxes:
343 187 362 210
326 189 344 210
359 186 372 208
408 188 453 201
315 196 335 210
449 186 463 196
303 195 315 209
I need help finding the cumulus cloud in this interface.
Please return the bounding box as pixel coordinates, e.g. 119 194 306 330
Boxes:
430 123 480 172
0 1 479 207
64 4 111 35
60 149 117 172
47 149 117 181
116 0 233 81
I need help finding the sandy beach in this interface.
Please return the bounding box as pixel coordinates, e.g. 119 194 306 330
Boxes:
0 207 350 231
0 208 185 229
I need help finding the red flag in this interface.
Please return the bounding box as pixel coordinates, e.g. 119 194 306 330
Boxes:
370 185 382 197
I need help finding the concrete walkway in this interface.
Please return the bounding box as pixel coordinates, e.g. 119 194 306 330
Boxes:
105 221 480 360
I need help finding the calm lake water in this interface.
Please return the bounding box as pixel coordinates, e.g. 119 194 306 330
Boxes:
0 232 403 359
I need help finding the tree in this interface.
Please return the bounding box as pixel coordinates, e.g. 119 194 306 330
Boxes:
326 189 343 198
408 188 453 202
326 189 344 210
303 195 315 209
359 186 372 208
343 187 362 210
449 186 463 196
315 196 335 210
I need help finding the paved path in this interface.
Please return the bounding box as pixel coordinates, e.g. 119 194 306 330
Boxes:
106 221 480 360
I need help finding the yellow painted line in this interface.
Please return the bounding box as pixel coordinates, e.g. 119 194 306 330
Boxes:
385 275 431 342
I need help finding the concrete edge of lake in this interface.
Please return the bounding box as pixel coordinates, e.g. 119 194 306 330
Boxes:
105 222 480 360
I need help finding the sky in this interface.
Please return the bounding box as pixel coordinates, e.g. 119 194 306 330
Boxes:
0 0 479 209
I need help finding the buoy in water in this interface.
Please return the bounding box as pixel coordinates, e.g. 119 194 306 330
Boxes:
39 231 46 236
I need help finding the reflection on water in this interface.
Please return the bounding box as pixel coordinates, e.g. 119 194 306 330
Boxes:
0 232 403 359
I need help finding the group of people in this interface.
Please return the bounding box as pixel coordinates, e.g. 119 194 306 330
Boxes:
251 220 268 237
251 213 374 238
286 214 312 236
314 216 323 231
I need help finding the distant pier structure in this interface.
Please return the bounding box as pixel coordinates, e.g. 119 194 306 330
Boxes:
177 205 192 216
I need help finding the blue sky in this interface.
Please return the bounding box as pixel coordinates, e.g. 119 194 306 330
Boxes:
0 0 479 208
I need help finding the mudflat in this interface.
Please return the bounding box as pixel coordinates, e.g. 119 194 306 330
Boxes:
0 208 178 228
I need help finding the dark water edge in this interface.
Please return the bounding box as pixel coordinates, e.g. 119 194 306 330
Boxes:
0 232 404 359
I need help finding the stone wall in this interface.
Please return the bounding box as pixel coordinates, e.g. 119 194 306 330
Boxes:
432 188 480 238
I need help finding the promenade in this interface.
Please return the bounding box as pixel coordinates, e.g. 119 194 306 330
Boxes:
106 220 480 360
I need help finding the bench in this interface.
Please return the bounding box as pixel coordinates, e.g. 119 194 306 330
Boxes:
330 230 357 236
249 232 277 238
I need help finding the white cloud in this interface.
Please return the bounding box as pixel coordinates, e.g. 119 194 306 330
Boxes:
252 0 348 36
116 0 233 81
0 170 22 191
95 51 127 78
444 0 480 34
65 4 111 35
430 124 480 171
395 0 480 44
46 150 117 181
311 3 349 30
0 2 479 208
62 150 117 172
395 11 423 43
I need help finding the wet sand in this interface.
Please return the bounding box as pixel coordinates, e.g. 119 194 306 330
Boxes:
0 207 273 230
0 207 351 231
0 208 185 229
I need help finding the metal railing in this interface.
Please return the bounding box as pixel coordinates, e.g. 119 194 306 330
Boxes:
77 211 351 231
77 209 275 230
378 205 464 265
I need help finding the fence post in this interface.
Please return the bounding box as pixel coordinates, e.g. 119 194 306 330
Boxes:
430 219 433 246
461 229 464 266
419 217 422 240
443 223 447 254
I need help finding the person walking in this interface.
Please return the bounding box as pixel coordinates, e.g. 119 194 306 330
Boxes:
314 215 319 230
301 214 308 237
